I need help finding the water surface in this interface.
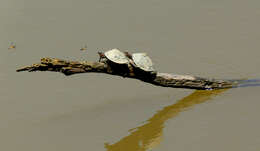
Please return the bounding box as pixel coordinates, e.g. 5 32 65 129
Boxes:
1 0 260 150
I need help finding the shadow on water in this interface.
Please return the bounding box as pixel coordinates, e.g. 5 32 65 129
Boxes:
103 78 260 151
105 89 228 151
233 79 260 88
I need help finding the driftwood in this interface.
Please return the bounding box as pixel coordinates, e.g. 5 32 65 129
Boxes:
16 57 238 90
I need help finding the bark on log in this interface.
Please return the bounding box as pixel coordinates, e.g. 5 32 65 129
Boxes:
16 57 238 90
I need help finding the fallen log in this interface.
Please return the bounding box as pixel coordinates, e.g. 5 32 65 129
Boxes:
16 57 238 90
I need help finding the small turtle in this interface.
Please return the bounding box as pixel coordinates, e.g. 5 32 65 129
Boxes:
125 52 157 79
98 49 134 76
125 52 155 72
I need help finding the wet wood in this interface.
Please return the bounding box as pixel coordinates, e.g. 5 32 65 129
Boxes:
16 57 238 90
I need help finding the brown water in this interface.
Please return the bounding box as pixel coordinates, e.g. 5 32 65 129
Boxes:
1 0 260 150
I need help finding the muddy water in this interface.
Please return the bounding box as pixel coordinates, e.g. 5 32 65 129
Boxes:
1 0 260 150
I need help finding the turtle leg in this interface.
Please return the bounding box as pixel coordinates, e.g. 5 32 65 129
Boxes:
106 65 113 74
122 73 128 78
128 64 135 77
150 71 157 79
121 64 129 78
98 56 106 62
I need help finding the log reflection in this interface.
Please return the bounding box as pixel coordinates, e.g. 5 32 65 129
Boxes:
105 89 228 151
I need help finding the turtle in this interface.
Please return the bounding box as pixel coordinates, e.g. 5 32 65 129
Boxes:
98 49 129 63
98 49 134 76
124 52 157 78
125 52 155 72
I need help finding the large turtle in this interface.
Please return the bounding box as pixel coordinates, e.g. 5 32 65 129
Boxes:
98 49 134 76
98 49 129 64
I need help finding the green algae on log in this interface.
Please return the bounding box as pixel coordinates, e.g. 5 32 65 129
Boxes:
16 57 237 90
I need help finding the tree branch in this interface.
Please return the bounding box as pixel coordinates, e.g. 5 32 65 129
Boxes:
16 57 238 90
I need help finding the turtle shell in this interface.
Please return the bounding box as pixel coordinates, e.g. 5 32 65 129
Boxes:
132 53 155 72
104 49 129 64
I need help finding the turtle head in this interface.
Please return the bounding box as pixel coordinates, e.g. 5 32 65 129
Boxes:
98 51 105 57
98 51 106 62
124 51 132 59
